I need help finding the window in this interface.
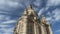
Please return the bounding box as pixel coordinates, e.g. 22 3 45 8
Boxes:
45 25 49 34
27 22 34 34
38 26 41 34
19 23 23 34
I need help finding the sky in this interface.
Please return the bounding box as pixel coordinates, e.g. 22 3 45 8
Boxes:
0 0 60 34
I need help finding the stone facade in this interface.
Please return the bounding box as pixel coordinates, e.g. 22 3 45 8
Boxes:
14 4 53 34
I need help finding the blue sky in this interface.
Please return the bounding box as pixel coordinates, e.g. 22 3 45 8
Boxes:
0 0 60 34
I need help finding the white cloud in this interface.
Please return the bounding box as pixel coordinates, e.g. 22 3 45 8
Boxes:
0 14 17 34
33 0 41 6
47 0 60 6
0 15 11 20
55 30 60 32
0 0 24 11
45 8 60 25
8 2 18 7
38 7 49 16
0 20 16 34
0 20 16 27
0 27 14 34
0 15 17 23
0 24 9 27
2 20 17 24
53 9 60 21
46 17 52 21
46 12 53 21
0 0 19 7
0 11 8 14
38 8 45 16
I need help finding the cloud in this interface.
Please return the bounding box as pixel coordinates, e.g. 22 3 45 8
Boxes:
0 0 24 11
0 0 19 7
47 0 60 6
0 12 17 34
46 17 52 21
0 24 14 34
38 8 45 16
46 8 60 21
0 24 9 28
1 20 17 24
0 20 16 34
0 11 8 14
45 8 60 25
0 15 11 21
38 7 49 16
55 30 60 32
33 0 41 6
0 27 14 34
53 9 60 21
0 20 16 27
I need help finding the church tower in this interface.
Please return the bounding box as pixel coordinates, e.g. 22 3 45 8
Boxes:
14 4 53 34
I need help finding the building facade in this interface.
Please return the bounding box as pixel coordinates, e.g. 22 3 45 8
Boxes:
14 4 53 34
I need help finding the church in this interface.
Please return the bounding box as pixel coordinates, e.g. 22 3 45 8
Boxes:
14 4 53 34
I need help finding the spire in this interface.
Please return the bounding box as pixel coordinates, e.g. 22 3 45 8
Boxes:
41 15 47 23
42 15 46 19
22 3 38 17
23 4 34 16
28 4 33 9
23 9 27 15
41 15 50 25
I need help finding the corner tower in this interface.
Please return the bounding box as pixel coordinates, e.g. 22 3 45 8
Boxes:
40 15 53 34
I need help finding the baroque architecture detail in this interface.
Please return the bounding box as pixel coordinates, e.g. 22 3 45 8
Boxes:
14 4 53 34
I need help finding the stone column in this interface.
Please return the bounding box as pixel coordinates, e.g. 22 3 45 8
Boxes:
34 22 39 34
40 24 46 34
34 23 36 34
22 18 27 34
23 22 27 34
48 26 53 34
14 21 21 34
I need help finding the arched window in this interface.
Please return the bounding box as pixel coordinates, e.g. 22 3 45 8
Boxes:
38 26 41 34
27 22 34 34
19 23 23 34
45 24 50 34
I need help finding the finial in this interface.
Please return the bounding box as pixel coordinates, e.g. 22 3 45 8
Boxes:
41 15 46 23
23 9 27 15
41 15 50 25
42 15 46 19
28 4 33 9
